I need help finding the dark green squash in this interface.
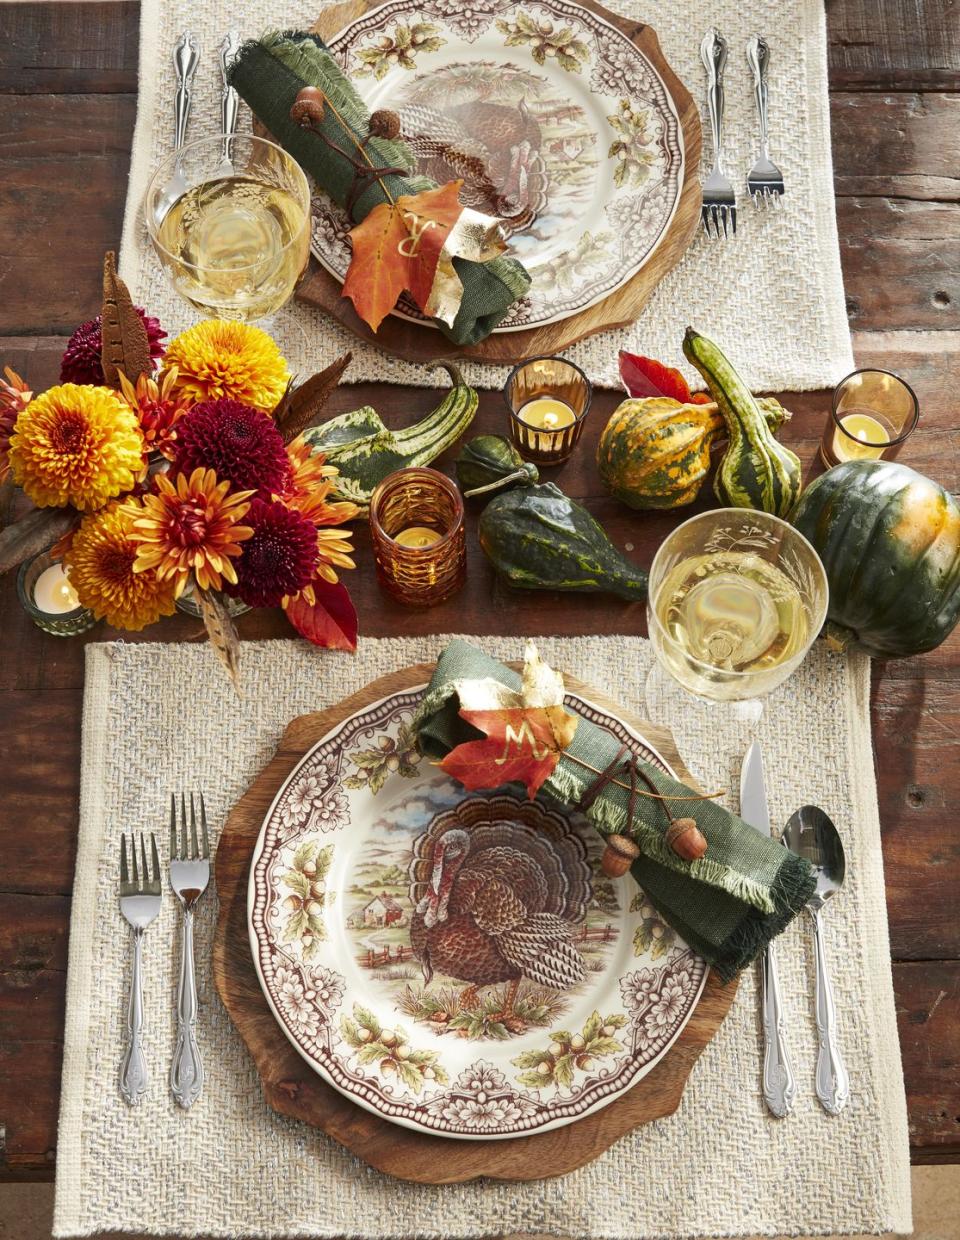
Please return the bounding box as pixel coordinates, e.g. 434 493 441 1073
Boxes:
791 459 960 656
683 327 802 517
478 482 648 600
456 435 539 496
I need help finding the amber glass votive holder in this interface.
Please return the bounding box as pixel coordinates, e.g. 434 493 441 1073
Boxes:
504 355 592 464
820 368 919 468
369 468 466 607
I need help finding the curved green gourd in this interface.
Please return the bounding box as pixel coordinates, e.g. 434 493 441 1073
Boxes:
455 435 539 497
478 482 648 600
791 459 960 657
682 327 802 517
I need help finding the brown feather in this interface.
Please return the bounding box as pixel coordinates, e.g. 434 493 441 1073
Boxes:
100 251 151 389
277 352 352 444
197 589 243 697
0 506 78 575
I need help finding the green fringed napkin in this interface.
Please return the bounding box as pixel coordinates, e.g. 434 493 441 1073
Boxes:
413 640 816 980
228 31 532 346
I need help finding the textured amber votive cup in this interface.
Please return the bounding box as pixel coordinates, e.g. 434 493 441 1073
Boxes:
504 354 592 464
369 467 466 607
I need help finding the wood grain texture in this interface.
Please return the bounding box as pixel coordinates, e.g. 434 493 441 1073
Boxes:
2 0 960 1180
295 0 703 365
212 662 736 1183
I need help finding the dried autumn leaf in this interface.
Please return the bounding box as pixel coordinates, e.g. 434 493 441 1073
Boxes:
276 352 353 444
440 641 578 799
618 350 711 405
197 587 243 696
0 506 78 575
100 251 151 389
341 181 465 333
284 579 358 651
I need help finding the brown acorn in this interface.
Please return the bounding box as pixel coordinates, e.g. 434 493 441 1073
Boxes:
290 86 326 128
601 833 640 877
665 817 708 861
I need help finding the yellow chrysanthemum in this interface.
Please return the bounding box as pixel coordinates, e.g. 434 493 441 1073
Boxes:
9 384 144 510
126 466 254 597
63 502 178 630
164 321 290 412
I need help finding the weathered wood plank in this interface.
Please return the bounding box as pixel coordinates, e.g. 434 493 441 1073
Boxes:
828 0 960 92
832 93 960 201
0 1 139 95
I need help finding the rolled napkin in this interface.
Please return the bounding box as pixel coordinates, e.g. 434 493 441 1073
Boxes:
228 31 532 346
413 640 816 980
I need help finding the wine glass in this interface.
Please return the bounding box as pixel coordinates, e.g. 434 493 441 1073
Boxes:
644 509 828 765
144 134 311 325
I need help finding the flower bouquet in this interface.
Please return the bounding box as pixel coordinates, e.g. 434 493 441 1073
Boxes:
0 253 359 689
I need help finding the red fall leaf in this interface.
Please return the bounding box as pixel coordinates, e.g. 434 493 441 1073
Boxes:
284 579 358 651
341 181 465 333
619 350 712 404
439 704 578 799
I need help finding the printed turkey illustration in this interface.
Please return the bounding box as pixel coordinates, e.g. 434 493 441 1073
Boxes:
408 796 592 1022
398 100 550 235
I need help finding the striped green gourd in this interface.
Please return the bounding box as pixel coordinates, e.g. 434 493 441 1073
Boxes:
682 327 802 517
304 361 477 510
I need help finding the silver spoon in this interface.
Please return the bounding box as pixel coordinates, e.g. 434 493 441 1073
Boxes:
783 805 850 1115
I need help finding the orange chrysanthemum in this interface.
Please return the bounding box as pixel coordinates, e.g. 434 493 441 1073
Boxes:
0 366 32 481
118 366 192 460
126 467 254 596
283 436 361 527
63 502 178 630
164 321 290 412
9 384 144 510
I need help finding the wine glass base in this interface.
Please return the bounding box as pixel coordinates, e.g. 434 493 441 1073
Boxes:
643 661 762 781
255 306 310 357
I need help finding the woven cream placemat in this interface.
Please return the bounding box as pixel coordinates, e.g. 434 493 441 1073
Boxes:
119 0 853 393
54 635 909 1238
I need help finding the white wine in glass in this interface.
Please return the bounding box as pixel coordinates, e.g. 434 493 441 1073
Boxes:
646 510 828 741
145 135 310 323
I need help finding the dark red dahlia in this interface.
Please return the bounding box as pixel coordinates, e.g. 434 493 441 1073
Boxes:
60 309 166 385
232 498 319 608
171 398 290 499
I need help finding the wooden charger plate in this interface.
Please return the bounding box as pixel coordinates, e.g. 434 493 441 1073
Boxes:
294 0 703 366
213 664 737 1184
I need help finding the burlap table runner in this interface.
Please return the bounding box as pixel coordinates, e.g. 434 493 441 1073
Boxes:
54 635 910 1238
119 0 854 391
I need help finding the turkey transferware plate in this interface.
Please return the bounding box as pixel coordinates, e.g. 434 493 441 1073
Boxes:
312 0 686 332
248 686 707 1139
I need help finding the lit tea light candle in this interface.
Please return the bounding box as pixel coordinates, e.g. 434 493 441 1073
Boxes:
393 525 442 549
517 397 577 432
33 562 81 614
832 411 891 462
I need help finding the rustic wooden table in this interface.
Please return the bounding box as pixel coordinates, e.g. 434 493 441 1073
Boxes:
0 0 957 1181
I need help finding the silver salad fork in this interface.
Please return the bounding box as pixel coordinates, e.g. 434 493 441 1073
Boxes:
119 831 162 1106
700 29 736 239
746 35 785 208
169 792 211 1109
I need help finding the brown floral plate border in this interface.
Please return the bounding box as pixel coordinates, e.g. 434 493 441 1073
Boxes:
248 686 707 1139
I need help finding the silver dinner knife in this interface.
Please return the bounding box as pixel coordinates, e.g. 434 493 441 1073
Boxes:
741 741 796 1118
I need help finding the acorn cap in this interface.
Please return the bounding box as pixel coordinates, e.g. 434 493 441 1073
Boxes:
601 833 640 878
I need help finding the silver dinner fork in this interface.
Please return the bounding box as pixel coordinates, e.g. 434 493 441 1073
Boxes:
169 792 211 1109
119 832 162 1106
746 35 785 208
700 28 736 239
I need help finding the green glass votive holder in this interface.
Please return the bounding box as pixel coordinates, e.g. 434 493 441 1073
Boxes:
17 550 98 637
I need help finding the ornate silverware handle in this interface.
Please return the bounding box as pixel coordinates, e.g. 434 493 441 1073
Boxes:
811 905 850 1114
700 28 728 166
219 32 242 139
120 927 149 1105
746 34 771 155
170 907 204 1108
174 31 200 150
760 939 796 1117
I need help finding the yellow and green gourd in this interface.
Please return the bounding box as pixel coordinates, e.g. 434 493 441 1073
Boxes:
596 395 790 510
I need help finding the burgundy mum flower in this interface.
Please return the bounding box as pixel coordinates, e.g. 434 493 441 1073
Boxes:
60 309 166 385
171 398 290 499
232 498 319 608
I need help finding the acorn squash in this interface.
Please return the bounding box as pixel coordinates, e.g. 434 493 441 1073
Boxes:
683 327 802 517
791 459 960 657
596 395 790 510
